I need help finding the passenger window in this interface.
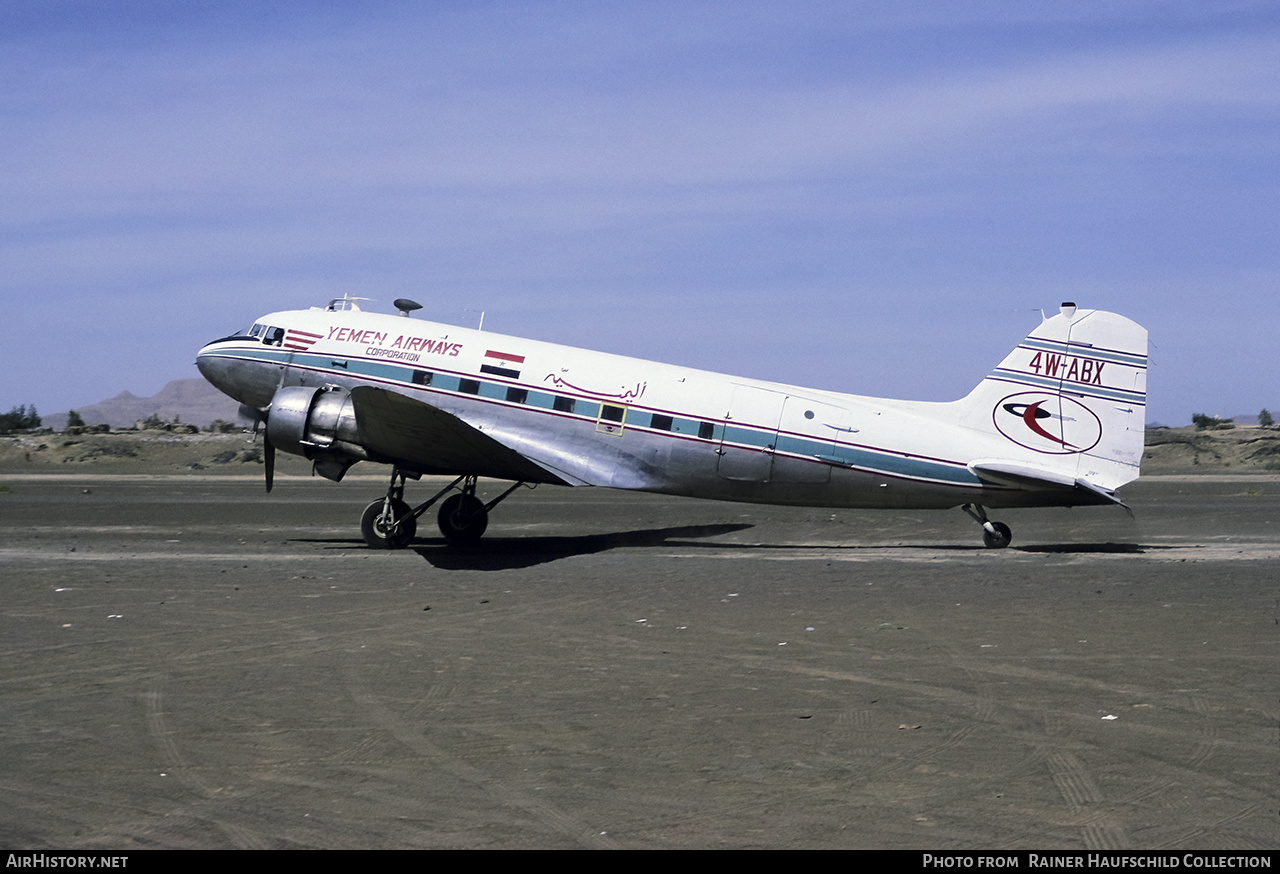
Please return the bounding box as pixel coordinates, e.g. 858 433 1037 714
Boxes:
459 379 480 395
650 414 673 431
506 387 528 404
553 396 576 414
412 370 433 386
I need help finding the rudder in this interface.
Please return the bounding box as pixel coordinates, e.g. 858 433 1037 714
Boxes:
958 304 1148 492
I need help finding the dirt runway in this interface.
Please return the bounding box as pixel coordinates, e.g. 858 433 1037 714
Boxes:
1 474 1277 849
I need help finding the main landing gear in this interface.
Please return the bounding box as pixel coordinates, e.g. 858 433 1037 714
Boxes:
359 468 527 549
962 503 1012 549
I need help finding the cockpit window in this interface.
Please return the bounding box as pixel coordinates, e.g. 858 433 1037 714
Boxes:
248 323 266 338
264 326 284 346
207 325 258 344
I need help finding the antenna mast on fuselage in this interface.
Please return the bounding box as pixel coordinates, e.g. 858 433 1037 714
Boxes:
324 294 372 313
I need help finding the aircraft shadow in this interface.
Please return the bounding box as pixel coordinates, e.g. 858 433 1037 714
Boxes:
1016 542 1148 554
292 533 1155 567
410 523 755 571
413 534 1154 570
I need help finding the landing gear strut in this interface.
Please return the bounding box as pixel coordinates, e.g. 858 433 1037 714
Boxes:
962 503 1012 549
436 477 528 544
360 467 424 550
359 469 528 549
437 480 488 543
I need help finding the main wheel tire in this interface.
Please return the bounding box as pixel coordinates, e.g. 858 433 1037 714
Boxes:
361 498 416 549
437 493 488 543
982 521 1012 549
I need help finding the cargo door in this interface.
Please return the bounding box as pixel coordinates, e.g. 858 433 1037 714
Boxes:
771 397 851 484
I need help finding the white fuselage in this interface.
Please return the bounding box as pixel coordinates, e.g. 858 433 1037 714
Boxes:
196 304 1127 511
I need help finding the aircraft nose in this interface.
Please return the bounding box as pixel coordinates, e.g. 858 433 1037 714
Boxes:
196 341 232 392
196 338 227 373
197 338 253 401
196 337 280 410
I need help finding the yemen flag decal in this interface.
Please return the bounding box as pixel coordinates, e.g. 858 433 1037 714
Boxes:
481 349 524 379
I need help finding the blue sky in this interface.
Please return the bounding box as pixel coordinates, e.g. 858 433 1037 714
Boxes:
3 1 1277 426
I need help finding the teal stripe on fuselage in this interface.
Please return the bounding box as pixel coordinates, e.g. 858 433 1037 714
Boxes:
816 447 978 485
221 346 977 487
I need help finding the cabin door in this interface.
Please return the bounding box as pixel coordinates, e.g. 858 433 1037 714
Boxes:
717 385 785 482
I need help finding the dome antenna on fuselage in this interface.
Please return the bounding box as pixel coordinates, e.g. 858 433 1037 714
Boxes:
394 298 423 318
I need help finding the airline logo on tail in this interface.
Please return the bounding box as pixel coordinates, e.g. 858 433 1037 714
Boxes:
993 392 1102 455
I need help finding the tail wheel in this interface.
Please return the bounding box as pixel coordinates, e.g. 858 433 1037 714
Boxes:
361 498 416 549
982 521 1012 549
437 493 489 543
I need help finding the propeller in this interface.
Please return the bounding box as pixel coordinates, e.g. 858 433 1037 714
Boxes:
239 403 274 492
264 435 276 493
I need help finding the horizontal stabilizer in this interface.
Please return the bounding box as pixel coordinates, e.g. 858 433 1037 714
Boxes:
969 459 1130 512
1073 476 1133 515
968 460 1077 489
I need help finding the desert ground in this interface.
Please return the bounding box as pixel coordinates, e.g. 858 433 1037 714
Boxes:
0 431 1277 849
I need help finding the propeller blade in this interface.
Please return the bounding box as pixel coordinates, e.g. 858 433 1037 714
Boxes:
264 435 276 493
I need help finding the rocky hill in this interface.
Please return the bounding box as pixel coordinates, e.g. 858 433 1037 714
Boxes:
43 379 243 431
1142 425 1280 473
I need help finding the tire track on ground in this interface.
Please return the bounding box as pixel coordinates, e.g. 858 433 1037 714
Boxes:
143 683 273 849
1045 751 1131 850
343 655 621 849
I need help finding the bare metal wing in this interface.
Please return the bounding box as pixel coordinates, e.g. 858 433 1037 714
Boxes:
349 386 569 484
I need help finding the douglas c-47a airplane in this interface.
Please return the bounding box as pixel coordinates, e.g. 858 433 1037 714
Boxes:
196 299 1147 550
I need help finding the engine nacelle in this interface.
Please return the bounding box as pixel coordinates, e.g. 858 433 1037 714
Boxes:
266 385 369 480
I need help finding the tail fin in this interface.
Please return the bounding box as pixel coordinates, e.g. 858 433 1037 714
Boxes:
958 304 1148 493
